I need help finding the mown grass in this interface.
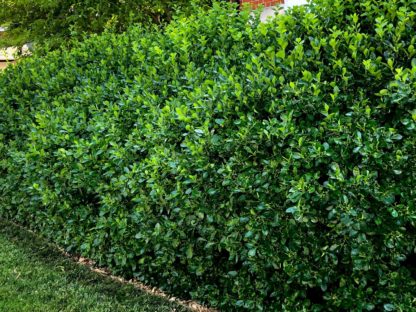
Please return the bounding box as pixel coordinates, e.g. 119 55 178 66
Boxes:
0 219 188 312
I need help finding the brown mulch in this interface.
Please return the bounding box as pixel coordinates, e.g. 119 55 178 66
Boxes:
0 61 15 70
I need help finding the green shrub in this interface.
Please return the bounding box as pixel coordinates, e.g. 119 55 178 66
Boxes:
1 1 416 310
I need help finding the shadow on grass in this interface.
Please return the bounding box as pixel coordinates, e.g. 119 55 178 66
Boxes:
0 218 188 312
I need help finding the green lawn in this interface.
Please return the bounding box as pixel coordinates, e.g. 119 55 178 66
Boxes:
0 219 188 312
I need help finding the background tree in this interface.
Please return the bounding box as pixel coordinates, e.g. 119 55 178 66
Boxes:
0 0 215 49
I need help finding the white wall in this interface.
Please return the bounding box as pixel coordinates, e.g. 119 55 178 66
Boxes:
285 0 308 7
260 0 308 22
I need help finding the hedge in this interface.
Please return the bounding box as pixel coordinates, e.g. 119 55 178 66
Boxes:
1 1 416 310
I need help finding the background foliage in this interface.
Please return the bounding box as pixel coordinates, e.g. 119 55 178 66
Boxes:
1 1 416 310
0 0 213 49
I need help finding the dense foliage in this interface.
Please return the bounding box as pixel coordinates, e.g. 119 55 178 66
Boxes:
0 0 213 48
1 1 416 310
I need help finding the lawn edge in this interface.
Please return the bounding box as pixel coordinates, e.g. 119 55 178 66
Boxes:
0 218 216 312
